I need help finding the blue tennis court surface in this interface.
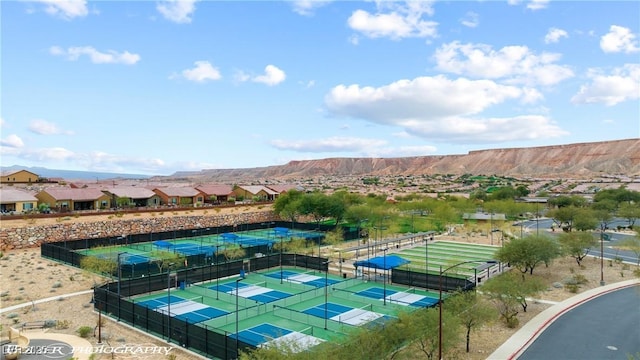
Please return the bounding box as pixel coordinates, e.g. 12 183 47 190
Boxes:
303 302 352 319
152 241 217 256
265 270 341 288
356 287 438 307
136 295 183 309
248 290 291 303
233 324 292 346
209 282 292 303
136 295 228 323
176 307 228 323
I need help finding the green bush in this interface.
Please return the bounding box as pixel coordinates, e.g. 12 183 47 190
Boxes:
77 326 92 338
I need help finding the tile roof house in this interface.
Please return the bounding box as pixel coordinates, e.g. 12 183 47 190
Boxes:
233 185 279 202
0 169 40 184
0 189 38 213
265 184 304 194
195 184 234 204
152 187 206 206
103 187 161 208
36 188 111 211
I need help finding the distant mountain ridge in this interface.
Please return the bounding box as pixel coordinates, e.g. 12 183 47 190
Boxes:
0 165 150 181
167 139 640 182
4 139 638 182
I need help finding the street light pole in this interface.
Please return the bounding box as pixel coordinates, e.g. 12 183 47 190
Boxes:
382 248 388 306
438 260 497 360
323 260 332 329
280 235 284 284
235 276 244 357
117 253 125 297
600 225 605 286
167 262 175 342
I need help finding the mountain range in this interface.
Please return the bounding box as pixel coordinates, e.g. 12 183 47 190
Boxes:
3 139 638 182
164 138 640 182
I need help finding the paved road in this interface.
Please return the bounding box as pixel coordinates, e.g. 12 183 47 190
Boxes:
518 284 640 360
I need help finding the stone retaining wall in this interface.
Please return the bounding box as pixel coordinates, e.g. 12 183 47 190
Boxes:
0 210 278 251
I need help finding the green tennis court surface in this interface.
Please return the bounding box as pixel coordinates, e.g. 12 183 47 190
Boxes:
130 267 440 351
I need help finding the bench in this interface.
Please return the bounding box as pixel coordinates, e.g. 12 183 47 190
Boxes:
19 321 47 331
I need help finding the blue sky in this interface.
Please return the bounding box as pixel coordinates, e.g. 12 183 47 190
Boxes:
1 0 639 176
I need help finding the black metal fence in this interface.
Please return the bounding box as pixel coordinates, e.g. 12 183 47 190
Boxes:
391 267 474 292
94 253 328 359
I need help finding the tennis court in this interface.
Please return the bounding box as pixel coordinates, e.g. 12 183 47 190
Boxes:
128 265 433 352
136 294 229 323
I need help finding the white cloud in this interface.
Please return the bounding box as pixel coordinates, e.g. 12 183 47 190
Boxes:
544 27 568 44
30 0 88 20
0 118 5 128
527 0 549 11
347 1 437 40
80 151 166 173
291 0 332 16
157 0 198 24
17 147 76 162
0 134 25 148
571 64 640 106
252 65 286 86
271 136 387 152
176 61 222 83
460 12 479 28
324 75 567 144
600 25 640 53
49 46 140 65
434 41 574 86
28 119 74 135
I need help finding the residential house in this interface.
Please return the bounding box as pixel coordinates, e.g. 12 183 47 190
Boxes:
0 189 38 213
232 185 279 202
195 184 234 204
0 169 39 184
265 184 304 194
152 187 206 206
103 187 161 208
36 188 111 211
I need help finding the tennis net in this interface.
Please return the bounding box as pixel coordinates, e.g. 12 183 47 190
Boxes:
338 303 372 323
391 287 416 303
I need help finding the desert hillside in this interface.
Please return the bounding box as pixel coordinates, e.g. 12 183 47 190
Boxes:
165 138 640 181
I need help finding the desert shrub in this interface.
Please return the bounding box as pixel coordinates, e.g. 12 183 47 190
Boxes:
565 284 579 293
52 281 62 288
44 320 57 328
77 326 92 338
56 320 70 329
573 274 588 284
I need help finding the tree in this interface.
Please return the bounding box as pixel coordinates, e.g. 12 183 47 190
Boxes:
547 206 581 232
410 307 460 360
572 208 598 232
558 231 597 266
617 237 640 265
446 291 497 353
482 271 546 327
220 245 246 262
273 190 304 226
495 235 560 276
488 186 517 201
148 250 185 273
618 202 640 228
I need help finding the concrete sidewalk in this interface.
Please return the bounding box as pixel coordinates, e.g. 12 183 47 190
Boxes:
0 290 93 314
488 278 640 360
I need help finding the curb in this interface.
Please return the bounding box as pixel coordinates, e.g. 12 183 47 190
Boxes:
488 279 640 359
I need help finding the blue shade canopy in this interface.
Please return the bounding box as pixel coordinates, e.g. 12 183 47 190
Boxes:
354 255 410 270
